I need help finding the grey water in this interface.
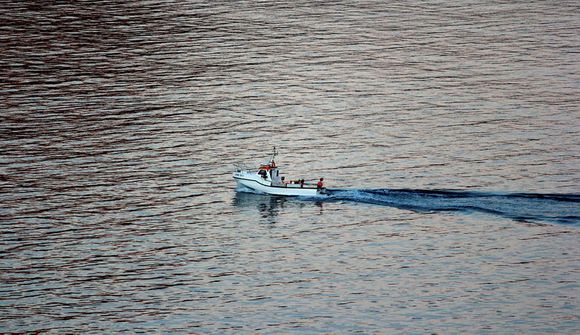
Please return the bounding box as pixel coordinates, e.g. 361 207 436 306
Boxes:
1 0 579 333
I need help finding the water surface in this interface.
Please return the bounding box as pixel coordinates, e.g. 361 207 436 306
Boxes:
1 0 579 333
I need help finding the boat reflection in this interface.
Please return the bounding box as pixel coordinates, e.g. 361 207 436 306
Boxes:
232 191 324 220
232 191 288 220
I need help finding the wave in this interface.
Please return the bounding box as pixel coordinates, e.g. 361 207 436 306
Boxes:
315 189 580 225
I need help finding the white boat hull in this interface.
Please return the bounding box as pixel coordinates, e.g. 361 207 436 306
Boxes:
234 176 326 197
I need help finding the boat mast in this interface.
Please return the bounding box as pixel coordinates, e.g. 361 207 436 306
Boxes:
269 146 278 164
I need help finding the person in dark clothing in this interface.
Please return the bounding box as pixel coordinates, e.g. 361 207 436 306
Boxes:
259 170 267 179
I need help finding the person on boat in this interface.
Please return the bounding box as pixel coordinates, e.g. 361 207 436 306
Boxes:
317 178 324 189
259 170 267 179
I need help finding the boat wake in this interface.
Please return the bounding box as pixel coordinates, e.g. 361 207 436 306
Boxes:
315 189 580 226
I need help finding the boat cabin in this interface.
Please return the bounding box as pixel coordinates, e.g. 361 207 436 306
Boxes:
257 160 283 186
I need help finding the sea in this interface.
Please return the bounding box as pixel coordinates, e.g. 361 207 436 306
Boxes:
1 0 579 334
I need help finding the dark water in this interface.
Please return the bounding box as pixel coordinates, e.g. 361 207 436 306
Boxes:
317 189 580 225
1 0 579 333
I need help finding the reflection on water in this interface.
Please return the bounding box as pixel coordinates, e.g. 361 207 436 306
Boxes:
233 191 325 221
233 191 286 220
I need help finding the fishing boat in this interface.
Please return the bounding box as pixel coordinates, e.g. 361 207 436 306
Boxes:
233 147 328 196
